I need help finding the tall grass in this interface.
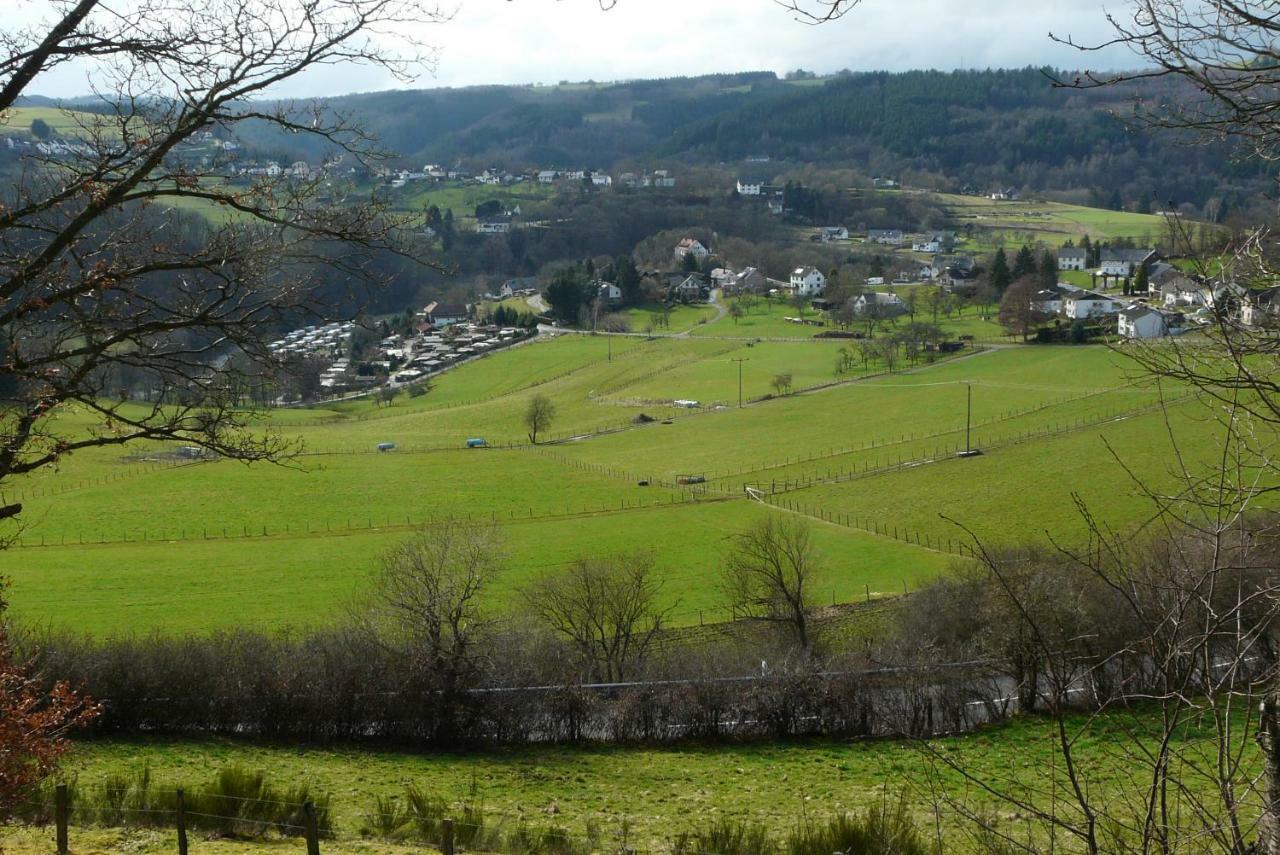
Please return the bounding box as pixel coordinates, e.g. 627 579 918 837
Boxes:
361 785 589 854
15 766 331 839
672 795 930 855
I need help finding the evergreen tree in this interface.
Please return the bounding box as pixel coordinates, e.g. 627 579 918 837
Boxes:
615 255 642 307
1012 245 1037 279
989 248 1012 295
1038 250 1058 291
1080 234 1095 267
1133 263 1150 296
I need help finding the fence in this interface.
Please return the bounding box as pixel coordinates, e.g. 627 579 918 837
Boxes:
10 490 728 548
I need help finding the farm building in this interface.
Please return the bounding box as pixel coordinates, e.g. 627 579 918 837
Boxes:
1057 247 1087 271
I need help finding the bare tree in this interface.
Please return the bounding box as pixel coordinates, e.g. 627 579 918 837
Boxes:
0 0 442 526
524 552 673 682
359 520 505 739
524 393 556 444
770 372 793 396
722 513 819 652
997 275 1050 342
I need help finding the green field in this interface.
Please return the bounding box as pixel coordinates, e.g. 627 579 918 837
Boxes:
935 193 1174 249
2 707 1259 853
1 325 1257 640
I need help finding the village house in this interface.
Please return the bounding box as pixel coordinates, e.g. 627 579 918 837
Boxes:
476 220 511 234
674 237 710 262
675 274 709 302
867 229 904 246
852 291 906 317
736 178 763 196
789 267 826 297
1241 286 1280 326
537 170 558 184
728 267 767 295
1057 247 1088 271
1062 290 1123 319
1099 248 1158 278
1117 306 1180 339
596 281 623 304
652 169 676 188
591 172 612 187
820 226 849 242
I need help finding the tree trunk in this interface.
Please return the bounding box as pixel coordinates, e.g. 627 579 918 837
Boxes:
1255 690 1280 853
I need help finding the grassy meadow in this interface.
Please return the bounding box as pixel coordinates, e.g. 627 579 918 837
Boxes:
1 319 1257 640
2 708 1261 853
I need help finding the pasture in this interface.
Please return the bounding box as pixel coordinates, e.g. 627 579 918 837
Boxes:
3 709 1259 853
0 323 1260 638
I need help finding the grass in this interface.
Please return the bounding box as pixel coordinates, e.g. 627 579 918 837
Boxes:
622 303 721 334
935 193 1174 248
6 709 1258 852
0 325 1257 639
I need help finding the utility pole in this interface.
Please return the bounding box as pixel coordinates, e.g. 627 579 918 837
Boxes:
607 335 612 362
966 382 972 453
731 357 748 407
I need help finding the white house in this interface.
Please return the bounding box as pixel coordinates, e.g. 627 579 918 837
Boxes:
537 170 558 184
852 291 906 317
562 169 586 181
674 237 709 261
789 267 826 297
1117 307 1176 339
736 179 763 196
1100 249 1158 278
653 169 676 188
820 226 849 241
591 172 612 187
1057 247 1087 271
912 238 941 253
596 281 622 303
476 220 510 234
1031 288 1065 315
1062 290 1123 319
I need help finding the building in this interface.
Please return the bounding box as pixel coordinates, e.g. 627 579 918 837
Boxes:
1241 285 1280 326
596 281 622 304
867 229 904 246
912 238 941 253
852 291 906 317
1100 249 1158 277
590 172 612 187
675 275 708 302
789 267 826 297
537 170 558 184
674 237 710 261
476 220 510 234
1057 247 1088 271
1062 290 1123 319
1117 306 1178 339
820 226 849 242
736 179 763 196
729 267 767 295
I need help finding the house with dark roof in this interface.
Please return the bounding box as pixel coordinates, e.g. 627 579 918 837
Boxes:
1100 249 1158 277
1057 247 1088 271
1118 306 1179 339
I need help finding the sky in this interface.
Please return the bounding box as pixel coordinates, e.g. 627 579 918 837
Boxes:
23 0 1144 99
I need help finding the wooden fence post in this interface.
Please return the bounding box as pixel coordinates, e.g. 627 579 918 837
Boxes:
304 801 321 855
443 818 455 855
55 784 68 855
176 788 188 855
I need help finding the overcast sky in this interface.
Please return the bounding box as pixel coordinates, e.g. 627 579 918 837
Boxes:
25 0 1143 99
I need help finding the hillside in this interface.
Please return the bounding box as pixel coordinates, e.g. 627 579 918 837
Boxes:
16 67 1268 220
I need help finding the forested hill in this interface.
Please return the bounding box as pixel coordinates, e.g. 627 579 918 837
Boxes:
278 67 1261 209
